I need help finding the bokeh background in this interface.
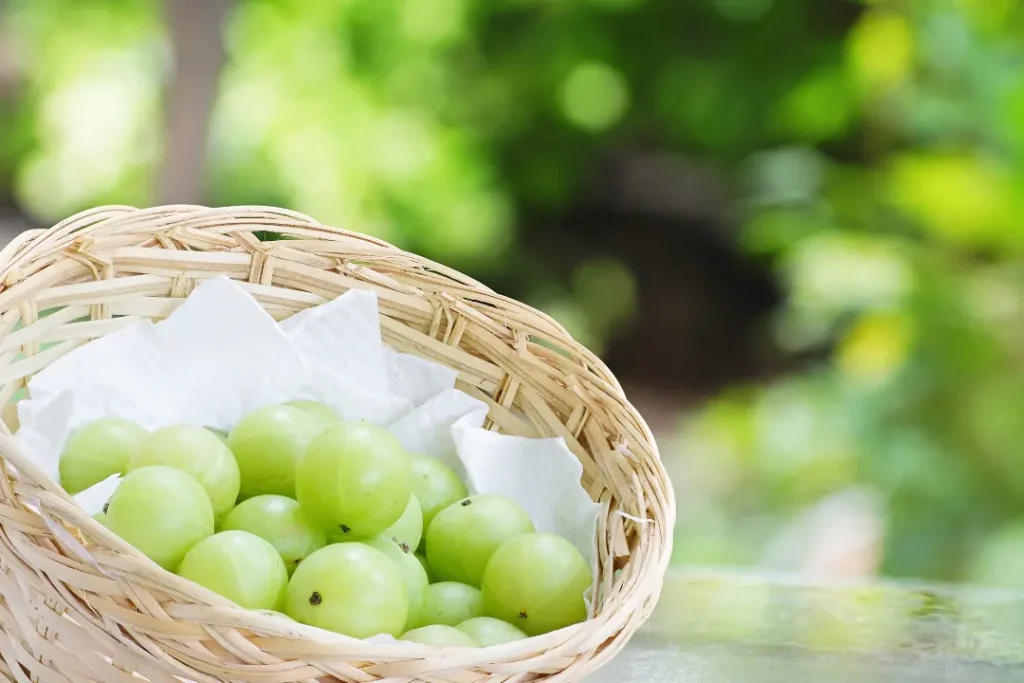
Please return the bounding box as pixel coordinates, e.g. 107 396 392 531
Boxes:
2 0 1023 588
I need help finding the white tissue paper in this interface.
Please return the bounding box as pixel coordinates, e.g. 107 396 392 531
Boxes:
15 276 601 569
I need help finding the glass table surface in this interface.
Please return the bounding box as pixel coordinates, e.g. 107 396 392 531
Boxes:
589 568 1024 682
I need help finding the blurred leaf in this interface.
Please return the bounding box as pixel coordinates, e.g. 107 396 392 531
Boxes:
772 66 855 142
571 257 638 335
740 206 827 257
746 147 826 205
559 60 630 133
887 153 1021 247
954 0 1016 33
846 10 915 94
712 0 774 24
784 232 914 320
835 310 914 387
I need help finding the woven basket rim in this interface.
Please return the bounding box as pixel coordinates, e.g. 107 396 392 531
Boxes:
0 205 675 683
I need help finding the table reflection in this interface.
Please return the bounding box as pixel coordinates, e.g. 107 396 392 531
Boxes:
590 568 1024 682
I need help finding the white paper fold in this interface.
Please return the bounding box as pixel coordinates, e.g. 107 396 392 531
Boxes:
15 276 600 565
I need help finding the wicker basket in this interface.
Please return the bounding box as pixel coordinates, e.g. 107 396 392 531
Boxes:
0 205 673 683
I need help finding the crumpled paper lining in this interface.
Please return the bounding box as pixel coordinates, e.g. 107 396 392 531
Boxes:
16 276 601 572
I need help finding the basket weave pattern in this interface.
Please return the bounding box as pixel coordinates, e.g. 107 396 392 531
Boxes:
0 206 673 683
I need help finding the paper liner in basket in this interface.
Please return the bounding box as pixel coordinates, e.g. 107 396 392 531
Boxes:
15 276 601 567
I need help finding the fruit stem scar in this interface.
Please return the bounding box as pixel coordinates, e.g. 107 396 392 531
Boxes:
518 611 527 619
102 501 109 514
339 524 351 534
309 591 322 606
460 499 472 507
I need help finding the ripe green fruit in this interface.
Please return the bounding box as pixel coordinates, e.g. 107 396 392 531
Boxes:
285 400 341 428
228 404 322 499
104 465 214 571
221 495 326 575
379 494 423 550
415 552 435 583
284 543 407 638
59 418 147 494
368 537 429 630
457 617 528 646
426 494 535 587
409 454 467 533
481 533 591 636
131 425 239 522
296 422 412 538
177 530 288 610
419 582 484 627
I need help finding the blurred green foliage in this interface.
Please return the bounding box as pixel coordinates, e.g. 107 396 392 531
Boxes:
5 0 1024 584
678 0 1024 582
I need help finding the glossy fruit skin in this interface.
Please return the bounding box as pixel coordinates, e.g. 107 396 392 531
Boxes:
221 495 326 575
59 418 147 494
207 428 229 443
456 617 528 646
426 494 535 587
327 494 423 550
295 421 412 538
378 494 423 550
228 404 322 499
415 552 435 583
283 543 407 638
131 424 240 521
401 624 476 647
177 530 288 610
481 533 591 636
418 581 484 627
284 400 341 428
409 454 467 534
367 537 429 630
104 465 214 571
